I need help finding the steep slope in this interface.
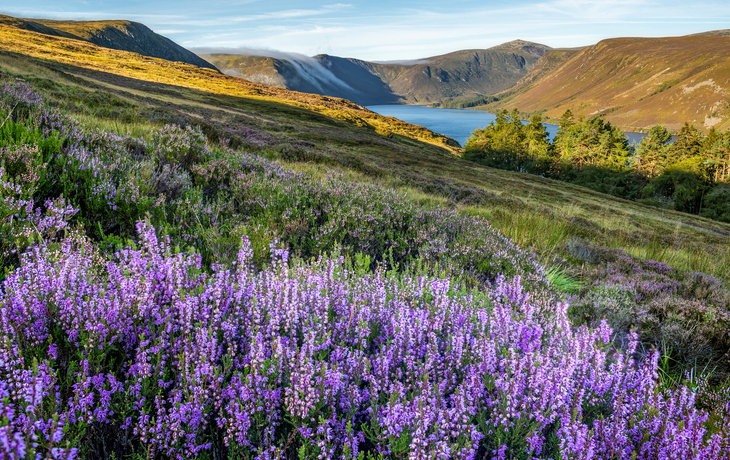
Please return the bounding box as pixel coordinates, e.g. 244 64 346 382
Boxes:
489 35 730 132
0 14 217 70
201 53 401 105
365 40 551 104
491 48 582 99
204 40 550 105
0 22 458 153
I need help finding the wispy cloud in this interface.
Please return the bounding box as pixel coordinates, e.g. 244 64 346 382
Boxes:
230 4 352 22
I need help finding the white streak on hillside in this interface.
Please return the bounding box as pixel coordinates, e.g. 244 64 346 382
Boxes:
192 47 359 94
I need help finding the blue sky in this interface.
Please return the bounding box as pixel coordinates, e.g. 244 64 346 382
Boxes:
2 1 729 60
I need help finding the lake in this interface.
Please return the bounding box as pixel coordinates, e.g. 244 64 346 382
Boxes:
367 104 650 147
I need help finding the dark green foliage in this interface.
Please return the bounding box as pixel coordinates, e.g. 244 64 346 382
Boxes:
635 125 672 175
463 109 552 174
568 167 645 200
643 169 709 214
700 183 730 222
464 109 730 221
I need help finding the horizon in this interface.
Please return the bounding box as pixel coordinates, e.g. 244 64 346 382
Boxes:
1 1 729 61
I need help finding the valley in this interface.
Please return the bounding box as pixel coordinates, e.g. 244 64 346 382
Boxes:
202 40 549 106
0 11 729 459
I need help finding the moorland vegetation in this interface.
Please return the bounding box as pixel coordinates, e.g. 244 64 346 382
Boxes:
468 35 730 133
2 77 730 460
0 19 730 460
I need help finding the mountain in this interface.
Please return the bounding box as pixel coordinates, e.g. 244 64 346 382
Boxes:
200 53 401 105
201 40 551 106
0 14 217 70
0 20 458 153
485 35 730 132
490 48 582 99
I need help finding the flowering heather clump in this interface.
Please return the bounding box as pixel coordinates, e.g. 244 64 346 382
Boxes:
569 246 730 387
183 149 545 286
152 124 210 170
1 222 728 459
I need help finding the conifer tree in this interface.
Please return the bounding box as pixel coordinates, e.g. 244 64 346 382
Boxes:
636 125 672 176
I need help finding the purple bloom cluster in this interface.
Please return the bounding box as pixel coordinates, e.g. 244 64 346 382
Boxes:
1 222 727 458
184 149 545 286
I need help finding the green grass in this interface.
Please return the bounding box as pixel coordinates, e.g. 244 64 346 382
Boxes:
1 27 728 284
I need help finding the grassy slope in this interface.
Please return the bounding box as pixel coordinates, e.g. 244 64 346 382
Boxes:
485 35 730 132
487 48 581 100
0 24 460 153
201 54 287 87
205 40 551 105
0 14 217 70
1 24 729 280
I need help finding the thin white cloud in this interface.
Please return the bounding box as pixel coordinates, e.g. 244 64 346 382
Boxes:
230 4 352 23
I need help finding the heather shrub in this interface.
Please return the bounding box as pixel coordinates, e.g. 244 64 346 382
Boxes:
184 148 544 285
569 283 645 348
152 123 210 171
571 250 730 383
149 162 192 200
1 222 728 459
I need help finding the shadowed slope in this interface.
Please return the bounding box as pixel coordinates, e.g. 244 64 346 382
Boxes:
204 40 551 105
0 14 217 70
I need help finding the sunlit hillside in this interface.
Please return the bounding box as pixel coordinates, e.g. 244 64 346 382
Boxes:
1 16 730 459
0 14 216 70
486 35 730 132
0 22 460 154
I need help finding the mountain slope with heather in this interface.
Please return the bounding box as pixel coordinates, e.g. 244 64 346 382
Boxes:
202 40 550 105
1 16 730 459
484 35 730 132
0 14 217 70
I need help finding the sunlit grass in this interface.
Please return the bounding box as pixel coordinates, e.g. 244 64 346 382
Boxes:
2 25 728 284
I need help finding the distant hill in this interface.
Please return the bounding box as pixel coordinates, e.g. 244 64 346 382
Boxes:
692 30 730 37
491 48 582 99
202 40 550 106
0 14 217 70
484 35 730 132
200 53 401 105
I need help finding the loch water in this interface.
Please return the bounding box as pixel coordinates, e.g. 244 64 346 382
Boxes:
367 104 651 147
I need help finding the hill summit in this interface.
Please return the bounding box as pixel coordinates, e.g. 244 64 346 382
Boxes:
201 40 550 106
0 14 217 70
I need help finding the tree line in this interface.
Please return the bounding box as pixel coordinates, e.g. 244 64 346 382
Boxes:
463 109 730 222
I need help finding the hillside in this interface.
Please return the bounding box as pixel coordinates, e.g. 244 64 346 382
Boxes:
201 53 401 105
1 17 730 458
0 22 459 153
491 48 582 99
202 40 550 105
0 14 217 70
483 35 730 132
1 22 728 268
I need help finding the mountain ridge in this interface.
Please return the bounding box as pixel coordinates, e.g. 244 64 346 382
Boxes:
478 34 730 132
0 14 217 70
202 40 551 106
